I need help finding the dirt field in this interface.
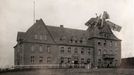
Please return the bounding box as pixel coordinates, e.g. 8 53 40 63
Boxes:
0 68 134 75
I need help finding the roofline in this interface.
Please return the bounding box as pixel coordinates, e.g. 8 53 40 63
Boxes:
45 25 87 31
18 41 94 48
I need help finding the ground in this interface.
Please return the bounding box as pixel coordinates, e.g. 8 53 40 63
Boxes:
0 68 134 75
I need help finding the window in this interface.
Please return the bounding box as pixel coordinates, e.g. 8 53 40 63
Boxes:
81 48 84 54
31 45 34 52
80 40 83 43
115 42 118 47
104 40 107 46
98 49 101 55
60 57 64 64
98 59 101 62
68 58 71 63
104 33 107 38
87 58 90 63
74 48 78 53
81 58 84 64
44 35 47 40
68 47 71 53
47 46 50 53
60 47 64 53
98 42 101 46
110 50 113 54
103 49 107 54
34 34 38 39
60 36 65 41
70 39 73 43
31 56 34 63
47 57 51 63
75 40 78 43
39 35 43 40
39 56 43 63
88 48 91 55
34 34 47 40
110 41 112 46
60 38 62 41
104 42 106 46
39 45 43 52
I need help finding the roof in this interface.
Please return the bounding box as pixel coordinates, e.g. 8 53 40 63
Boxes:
87 21 121 41
17 32 25 41
16 18 121 46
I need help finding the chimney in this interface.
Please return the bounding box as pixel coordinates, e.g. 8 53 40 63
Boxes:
36 19 40 23
60 25 64 28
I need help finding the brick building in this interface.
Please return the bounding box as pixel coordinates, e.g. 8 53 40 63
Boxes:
14 17 121 68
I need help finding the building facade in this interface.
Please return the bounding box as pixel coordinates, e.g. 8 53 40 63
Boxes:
14 18 121 68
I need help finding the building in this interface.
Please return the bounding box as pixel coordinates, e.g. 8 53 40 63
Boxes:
120 57 134 68
14 17 121 68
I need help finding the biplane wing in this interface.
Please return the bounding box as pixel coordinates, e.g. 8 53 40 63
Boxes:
106 20 122 32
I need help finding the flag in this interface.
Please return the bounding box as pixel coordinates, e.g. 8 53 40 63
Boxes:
106 21 122 32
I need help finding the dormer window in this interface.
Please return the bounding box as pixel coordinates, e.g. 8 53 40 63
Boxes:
70 39 73 43
80 37 85 44
80 40 83 43
34 34 47 40
75 40 78 43
60 36 65 41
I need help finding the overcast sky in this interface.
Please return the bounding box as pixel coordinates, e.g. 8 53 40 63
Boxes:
0 0 134 66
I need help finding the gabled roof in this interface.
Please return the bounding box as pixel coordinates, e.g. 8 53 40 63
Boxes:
16 19 90 46
16 18 121 47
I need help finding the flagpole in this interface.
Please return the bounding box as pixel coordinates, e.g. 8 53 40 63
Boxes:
33 0 35 23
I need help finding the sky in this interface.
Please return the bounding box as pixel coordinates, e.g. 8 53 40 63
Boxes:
0 0 134 67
